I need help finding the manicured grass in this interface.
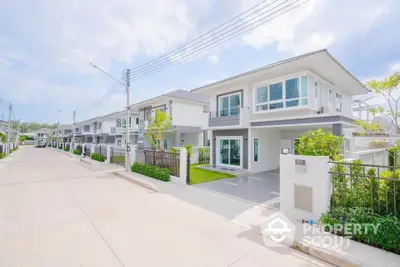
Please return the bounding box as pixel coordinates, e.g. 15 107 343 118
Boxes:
189 164 236 185
111 156 125 163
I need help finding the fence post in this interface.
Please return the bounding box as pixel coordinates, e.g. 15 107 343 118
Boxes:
106 146 111 163
82 144 85 157
130 145 136 167
179 148 188 184
92 143 95 154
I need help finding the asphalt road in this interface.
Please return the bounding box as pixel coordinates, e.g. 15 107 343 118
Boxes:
0 146 331 267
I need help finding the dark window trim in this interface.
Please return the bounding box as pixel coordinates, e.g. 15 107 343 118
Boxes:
216 89 243 115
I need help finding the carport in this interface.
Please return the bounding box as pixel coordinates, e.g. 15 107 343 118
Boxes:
193 169 280 206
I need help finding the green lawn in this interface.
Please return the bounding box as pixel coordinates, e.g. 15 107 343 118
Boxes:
189 164 236 185
111 156 125 163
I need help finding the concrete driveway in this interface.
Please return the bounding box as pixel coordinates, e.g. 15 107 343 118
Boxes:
193 170 280 206
0 147 330 267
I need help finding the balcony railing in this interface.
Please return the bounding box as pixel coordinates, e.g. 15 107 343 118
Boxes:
208 107 249 128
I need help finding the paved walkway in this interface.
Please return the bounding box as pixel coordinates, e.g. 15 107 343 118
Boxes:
0 146 332 267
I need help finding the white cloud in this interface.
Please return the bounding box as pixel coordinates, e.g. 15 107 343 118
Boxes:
241 0 392 55
391 63 400 72
208 55 219 65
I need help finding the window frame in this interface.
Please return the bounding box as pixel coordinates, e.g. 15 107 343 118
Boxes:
335 92 343 113
254 75 308 113
218 91 241 117
253 138 259 162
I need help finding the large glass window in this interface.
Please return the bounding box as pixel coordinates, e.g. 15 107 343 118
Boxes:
254 139 259 162
218 92 241 116
219 138 241 167
336 93 343 112
255 76 308 111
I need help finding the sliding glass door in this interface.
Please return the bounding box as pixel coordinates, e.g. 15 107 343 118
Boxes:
218 137 242 168
218 92 241 116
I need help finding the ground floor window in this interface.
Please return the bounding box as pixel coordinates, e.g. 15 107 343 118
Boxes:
218 137 241 167
254 138 259 162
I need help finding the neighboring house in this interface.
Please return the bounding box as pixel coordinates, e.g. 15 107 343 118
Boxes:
32 128 52 140
0 120 7 135
114 110 139 147
56 124 74 142
191 49 368 173
132 89 209 150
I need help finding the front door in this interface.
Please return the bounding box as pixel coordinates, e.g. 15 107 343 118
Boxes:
217 137 242 168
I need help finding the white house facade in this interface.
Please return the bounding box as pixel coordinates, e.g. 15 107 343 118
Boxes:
192 49 369 173
133 89 209 150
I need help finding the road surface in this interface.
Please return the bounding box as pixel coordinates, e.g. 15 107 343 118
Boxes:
0 146 331 267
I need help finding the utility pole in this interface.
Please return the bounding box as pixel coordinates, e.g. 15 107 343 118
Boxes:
17 119 20 144
125 69 131 170
72 110 76 144
7 103 11 152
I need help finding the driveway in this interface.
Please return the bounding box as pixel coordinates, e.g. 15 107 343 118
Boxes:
0 147 329 267
193 170 280 206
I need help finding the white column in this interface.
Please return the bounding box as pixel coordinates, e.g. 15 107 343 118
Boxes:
209 130 213 166
130 145 136 167
180 148 187 184
92 143 95 154
82 144 85 157
106 146 111 163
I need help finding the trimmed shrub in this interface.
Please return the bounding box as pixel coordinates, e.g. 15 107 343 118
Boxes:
321 207 400 255
0 152 6 159
64 147 69 152
91 153 105 162
131 162 170 182
73 149 82 155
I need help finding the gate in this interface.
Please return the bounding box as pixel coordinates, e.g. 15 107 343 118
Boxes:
144 150 180 177
84 146 91 157
110 147 125 166
76 145 83 154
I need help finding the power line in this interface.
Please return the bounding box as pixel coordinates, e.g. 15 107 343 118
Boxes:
129 0 307 81
132 0 310 81
129 0 272 74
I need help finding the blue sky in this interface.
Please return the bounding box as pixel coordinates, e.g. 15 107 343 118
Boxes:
0 0 399 124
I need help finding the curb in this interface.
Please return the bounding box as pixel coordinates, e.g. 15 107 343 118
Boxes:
113 171 159 192
290 241 361 267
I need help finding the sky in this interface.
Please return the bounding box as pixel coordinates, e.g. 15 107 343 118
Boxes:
0 0 399 124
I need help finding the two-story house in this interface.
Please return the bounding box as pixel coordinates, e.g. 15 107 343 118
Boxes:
57 124 73 142
114 110 139 147
133 89 208 150
191 49 368 173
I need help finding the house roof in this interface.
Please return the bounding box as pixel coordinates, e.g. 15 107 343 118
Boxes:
190 49 369 95
130 89 208 109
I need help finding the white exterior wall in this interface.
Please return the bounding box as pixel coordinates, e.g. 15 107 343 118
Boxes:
171 100 205 127
250 128 280 173
180 133 200 147
101 119 116 134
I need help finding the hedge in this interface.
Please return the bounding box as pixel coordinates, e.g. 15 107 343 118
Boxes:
91 153 105 162
64 147 69 152
131 162 170 182
321 207 400 255
0 152 6 159
73 149 82 155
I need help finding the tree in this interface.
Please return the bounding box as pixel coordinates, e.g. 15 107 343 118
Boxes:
358 72 400 134
296 129 344 161
0 132 7 143
145 110 172 150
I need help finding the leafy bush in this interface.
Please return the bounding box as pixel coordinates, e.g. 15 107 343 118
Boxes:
296 129 344 160
131 162 170 182
64 147 69 152
185 144 193 156
91 153 105 162
0 152 6 159
58 146 63 150
73 149 82 155
321 207 400 255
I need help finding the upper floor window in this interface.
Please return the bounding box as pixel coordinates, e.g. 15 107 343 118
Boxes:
136 118 139 124
314 81 319 99
116 118 121 127
218 92 241 116
255 76 308 112
328 89 333 104
336 93 343 112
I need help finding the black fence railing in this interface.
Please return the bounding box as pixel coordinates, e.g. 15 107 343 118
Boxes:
0 144 4 154
84 146 91 157
94 146 108 159
329 161 400 216
198 147 210 164
209 107 240 117
144 150 180 177
110 147 125 166
76 145 83 154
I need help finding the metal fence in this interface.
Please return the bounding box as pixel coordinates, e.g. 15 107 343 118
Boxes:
84 146 91 157
94 146 108 159
144 150 180 177
329 161 400 216
76 145 83 154
110 147 125 166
